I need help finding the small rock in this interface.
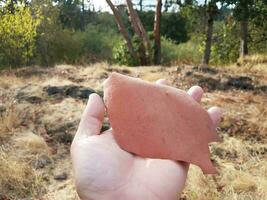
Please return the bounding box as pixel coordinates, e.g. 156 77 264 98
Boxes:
23 96 43 104
53 132 73 144
33 155 52 169
0 104 6 114
45 86 65 96
224 76 254 90
185 71 193 76
99 72 109 79
44 85 96 99
257 85 267 92
192 66 218 74
194 75 221 91
67 87 95 99
176 66 182 73
54 172 68 181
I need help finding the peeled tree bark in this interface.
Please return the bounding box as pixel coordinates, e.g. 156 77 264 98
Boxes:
126 0 148 65
105 0 138 61
240 20 248 57
126 0 151 65
153 0 162 65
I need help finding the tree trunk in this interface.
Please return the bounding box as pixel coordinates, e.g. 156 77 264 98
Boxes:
153 0 162 65
126 0 142 37
202 2 217 66
126 0 148 65
139 0 143 11
126 0 151 64
105 0 138 61
240 20 248 57
202 17 213 65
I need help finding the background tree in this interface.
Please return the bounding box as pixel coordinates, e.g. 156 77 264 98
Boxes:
202 0 218 65
106 0 138 62
224 0 257 58
0 5 40 67
126 0 151 65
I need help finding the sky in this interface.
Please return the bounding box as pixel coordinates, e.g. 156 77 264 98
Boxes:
90 0 206 12
91 0 156 12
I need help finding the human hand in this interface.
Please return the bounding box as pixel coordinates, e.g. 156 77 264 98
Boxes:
71 80 222 200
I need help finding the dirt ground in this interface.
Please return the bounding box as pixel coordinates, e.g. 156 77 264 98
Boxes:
0 62 266 200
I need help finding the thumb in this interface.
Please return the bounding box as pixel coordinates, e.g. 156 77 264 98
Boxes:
75 93 105 140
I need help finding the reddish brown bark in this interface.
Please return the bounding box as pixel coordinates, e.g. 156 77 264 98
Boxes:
106 0 138 61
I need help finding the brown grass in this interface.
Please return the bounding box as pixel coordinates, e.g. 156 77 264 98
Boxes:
0 150 43 199
0 103 23 140
15 131 51 155
236 54 267 73
183 136 267 200
0 56 266 199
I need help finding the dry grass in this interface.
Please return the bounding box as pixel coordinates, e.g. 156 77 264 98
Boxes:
237 54 267 73
183 135 267 200
0 56 266 199
0 150 43 199
0 103 23 140
15 131 51 155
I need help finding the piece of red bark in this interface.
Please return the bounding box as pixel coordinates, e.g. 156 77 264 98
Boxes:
103 72 220 174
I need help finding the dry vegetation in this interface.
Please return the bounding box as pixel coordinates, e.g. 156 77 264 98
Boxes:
0 55 266 199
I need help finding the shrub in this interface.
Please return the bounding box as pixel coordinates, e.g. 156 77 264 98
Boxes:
113 37 202 66
33 1 82 66
74 24 120 63
0 7 40 68
210 20 239 65
161 37 202 65
112 36 141 66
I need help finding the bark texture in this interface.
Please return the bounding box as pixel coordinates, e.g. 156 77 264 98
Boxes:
240 20 249 57
106 0 138 61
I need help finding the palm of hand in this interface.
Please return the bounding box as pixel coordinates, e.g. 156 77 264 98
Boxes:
71 81 222 200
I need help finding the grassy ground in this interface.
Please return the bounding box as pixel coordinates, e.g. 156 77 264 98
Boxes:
0 56 266 199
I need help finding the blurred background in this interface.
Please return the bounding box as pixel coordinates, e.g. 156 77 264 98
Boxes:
0 0 266 199
0 0 266 67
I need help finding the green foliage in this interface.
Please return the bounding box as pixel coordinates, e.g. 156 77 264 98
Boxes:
54 0 84 30
180 5 206 36
161 37 179 65
249 0 267 54
161 12 188 43
33 0 81 66
161 37 202 65
73 24 120 63
0 6 40 68
0 0 266 68
210 20 240 64
113 35 202 66
34 1 119 66
139 11 188 43
112 36 141 66
92 12 117 30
